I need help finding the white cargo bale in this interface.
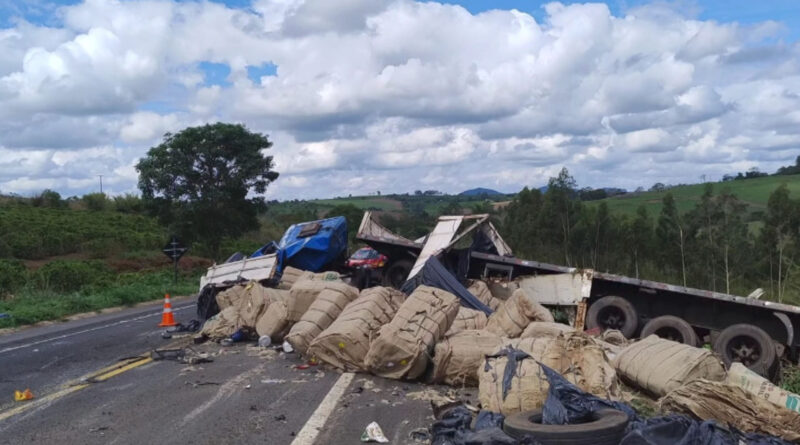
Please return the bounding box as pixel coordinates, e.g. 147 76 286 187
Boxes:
364 285 460 380
277 266 305 290
613 335 726 397
235 282 273 328
485 289 554 338
430 330 504 386
467 280 502 311
479 333 619 415
255 289 291 341
308 287 405 372
284 282 359 355
215 284 248 311
200 306 240 339
286 275 342 322
519 321 574 339
445 306 489 336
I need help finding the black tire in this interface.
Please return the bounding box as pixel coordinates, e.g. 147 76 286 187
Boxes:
382 259 413 289
503 409 629 445
641 315 699 346
713 323 777 377
586 296 639 338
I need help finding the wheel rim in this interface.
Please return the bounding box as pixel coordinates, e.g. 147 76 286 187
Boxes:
726 335 762 366
597 306 627 331
654 326 684 343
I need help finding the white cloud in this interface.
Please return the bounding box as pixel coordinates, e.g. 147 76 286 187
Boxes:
0 0 798 199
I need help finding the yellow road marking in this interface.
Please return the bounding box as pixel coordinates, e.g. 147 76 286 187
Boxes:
0 356 153 423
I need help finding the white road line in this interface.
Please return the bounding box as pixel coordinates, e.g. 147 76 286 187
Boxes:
291 372 355 445
0 304 193 355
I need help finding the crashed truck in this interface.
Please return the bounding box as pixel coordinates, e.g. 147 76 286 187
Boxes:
357 211 800 376
197 216 348 319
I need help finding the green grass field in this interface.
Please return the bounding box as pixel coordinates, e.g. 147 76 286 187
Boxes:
593 175 800 217
311 196 403 211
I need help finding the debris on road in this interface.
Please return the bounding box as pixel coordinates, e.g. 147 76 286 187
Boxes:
660 379 800 441
14 389 34 401
726 362 800 415
150 347 212 365
360 421 389 443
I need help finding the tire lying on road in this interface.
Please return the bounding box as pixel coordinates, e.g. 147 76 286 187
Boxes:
585 296 638 338
502 409 629 445
640 315 698 346
713 323 777 377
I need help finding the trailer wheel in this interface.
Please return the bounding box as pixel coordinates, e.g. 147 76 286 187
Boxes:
641 315 698 346
586 296 638 338
383 259 413 289
503 409 629 444
713 323 777 376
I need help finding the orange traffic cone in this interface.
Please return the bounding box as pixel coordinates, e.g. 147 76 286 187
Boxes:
158 294 178 327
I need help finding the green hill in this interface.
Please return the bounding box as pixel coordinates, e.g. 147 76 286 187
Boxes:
594 175 800 218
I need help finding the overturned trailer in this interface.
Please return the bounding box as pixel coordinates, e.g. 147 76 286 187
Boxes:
357 211 800 376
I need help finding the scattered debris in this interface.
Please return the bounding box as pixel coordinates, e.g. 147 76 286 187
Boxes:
0 313 10 319
274 414 286 422
409 428 430 442
89 426 109 433
360 421 389 443
261 379 286 384
282 341 294 353
13 389 34 401
150 347 212 365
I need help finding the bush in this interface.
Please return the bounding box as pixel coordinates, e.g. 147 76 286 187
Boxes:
82 193 109 211
0 259 27 297
782 364 800 394
35 260 112 292
113 194 144 214
32 189 64 208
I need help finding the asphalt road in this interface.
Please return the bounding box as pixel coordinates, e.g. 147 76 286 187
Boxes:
0 301 475 445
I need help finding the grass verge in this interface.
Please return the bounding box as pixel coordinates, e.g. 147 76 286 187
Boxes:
0 269 200 329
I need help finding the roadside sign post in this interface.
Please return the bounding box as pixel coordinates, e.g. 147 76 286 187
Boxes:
162 236 188 285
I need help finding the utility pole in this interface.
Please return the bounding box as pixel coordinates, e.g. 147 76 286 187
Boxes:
98 175 103 194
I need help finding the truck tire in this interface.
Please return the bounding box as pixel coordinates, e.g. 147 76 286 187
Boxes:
383 259 413 289
713 323 777 377
641 315 698 346
586 296 638 338
503 409 629 444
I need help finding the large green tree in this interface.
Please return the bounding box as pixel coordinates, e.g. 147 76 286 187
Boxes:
136 123 279 258
656 193 687 286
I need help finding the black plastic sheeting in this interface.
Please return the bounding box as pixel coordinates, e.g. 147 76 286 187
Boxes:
430 347 793 445
431 405 538 445
400 256 493 315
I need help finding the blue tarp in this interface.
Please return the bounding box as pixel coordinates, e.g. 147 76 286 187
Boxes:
272 216 347 274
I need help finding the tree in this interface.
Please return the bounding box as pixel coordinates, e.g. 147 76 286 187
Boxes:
762 184 799 301
716 189 749 294
136 123 279 259
688 183 722 290
656 193 687 286
627 205 653 278
83 193 108 211
540 167 580 265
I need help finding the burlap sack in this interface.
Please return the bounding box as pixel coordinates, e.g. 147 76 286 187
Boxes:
519 321 574 339
445 307 488 336
255 289 291 340
480 334 618 415
613 335 726 397
487 280 519 301
285 282 359 355
485 289 554 338
277 266 305 290
365 285 460 379
308 287 405 372
200 306 240 339
467 280 502 311
287 278 343 322
216 284 248 311
235 282 273 328
660 379 800 442
430 330 504 386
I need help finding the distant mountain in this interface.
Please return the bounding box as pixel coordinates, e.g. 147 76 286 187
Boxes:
459 187 503 196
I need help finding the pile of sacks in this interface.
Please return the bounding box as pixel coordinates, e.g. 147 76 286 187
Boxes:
201 273 624 418
199 272 800 441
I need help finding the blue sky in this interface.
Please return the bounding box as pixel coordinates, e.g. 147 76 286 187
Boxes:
1 0 799 198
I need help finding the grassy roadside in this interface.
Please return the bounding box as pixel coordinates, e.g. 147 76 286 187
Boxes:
0 269 201 329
